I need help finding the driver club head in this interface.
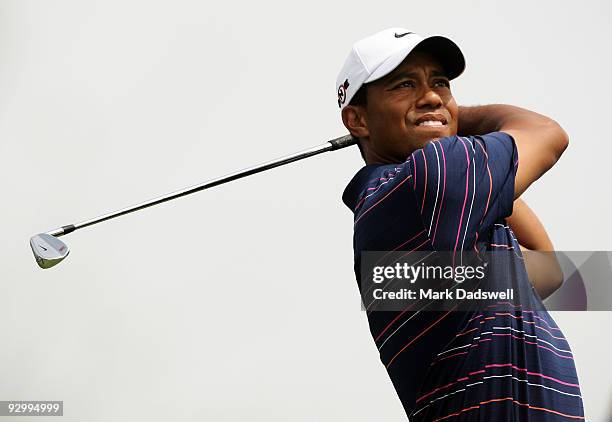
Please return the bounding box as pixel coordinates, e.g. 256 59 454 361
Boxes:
30 233 70 269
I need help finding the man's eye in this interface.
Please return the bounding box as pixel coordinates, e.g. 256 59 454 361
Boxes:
395 80 416 89
434 79 451 88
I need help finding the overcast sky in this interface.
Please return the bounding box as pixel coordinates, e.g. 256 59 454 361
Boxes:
1 0 611 420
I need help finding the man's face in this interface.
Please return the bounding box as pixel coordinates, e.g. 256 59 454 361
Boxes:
359 50 458 163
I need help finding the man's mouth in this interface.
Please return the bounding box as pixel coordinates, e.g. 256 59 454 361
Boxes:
415 114 448 127
418 120 445 126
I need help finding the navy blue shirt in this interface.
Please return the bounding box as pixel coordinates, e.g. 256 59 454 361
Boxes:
343 133 584 421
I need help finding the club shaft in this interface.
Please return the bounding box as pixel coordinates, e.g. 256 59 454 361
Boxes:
46 135 356 237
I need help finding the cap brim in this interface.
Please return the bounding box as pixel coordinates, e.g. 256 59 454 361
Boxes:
364 35 465 84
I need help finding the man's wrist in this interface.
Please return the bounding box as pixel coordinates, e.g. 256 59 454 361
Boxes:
457 104 503 136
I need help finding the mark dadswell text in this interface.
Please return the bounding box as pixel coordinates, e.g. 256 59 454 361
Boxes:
422 288 514 300
373 288 514 300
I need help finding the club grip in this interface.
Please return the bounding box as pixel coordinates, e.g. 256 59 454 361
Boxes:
329 134 358 150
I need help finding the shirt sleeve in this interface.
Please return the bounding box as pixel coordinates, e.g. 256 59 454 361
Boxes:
407 132 518 249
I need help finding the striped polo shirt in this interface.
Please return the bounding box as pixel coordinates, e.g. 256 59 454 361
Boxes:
342 132 584 421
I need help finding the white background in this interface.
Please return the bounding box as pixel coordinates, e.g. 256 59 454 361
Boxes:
1 0 611 420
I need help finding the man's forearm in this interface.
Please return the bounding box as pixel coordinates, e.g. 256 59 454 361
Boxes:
457 104 560 136
507 198 554 251
508 199 563 299
458 104 503 135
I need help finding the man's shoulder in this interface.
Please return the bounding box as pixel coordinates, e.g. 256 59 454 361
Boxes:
341 132 516 213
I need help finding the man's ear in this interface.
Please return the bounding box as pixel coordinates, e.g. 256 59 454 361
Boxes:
341 105 369 139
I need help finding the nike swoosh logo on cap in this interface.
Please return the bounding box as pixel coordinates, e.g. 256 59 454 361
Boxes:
394 32 413 38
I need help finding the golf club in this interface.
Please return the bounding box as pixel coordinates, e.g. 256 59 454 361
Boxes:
30 134 357 269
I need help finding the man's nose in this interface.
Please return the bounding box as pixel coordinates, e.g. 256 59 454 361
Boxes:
415 87 443 109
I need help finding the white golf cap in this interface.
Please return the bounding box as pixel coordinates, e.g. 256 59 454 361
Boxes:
336 28 465 109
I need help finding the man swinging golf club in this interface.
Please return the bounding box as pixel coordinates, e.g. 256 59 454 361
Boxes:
338 28 584 420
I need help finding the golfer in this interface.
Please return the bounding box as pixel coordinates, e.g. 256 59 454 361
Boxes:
338 28 584 420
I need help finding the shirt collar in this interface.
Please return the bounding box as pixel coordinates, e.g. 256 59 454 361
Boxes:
342 165 381 212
